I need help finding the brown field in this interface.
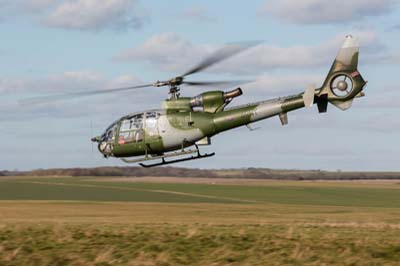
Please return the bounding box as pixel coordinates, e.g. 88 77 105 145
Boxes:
1 201 400 226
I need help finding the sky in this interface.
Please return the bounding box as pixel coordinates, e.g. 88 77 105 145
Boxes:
0 0 399 171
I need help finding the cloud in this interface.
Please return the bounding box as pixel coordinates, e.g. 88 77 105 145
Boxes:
391 24 400 31
0 0 149 31
19 0 58 12
360 96 400 110
230 30 384 74
356 84 400 110
376 51 400 64
0 0 59 21
182 6 217 23
114 32 214 74
0 70 153 95
244 74 324 96
1 70 103 94
0 0 15 21
114 31 382 76
0 70 163 122
43 0 148 31
259 0 396 24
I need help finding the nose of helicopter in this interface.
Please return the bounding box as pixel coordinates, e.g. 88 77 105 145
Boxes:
92 137 113 157
91 136 105 156
91 136 100 143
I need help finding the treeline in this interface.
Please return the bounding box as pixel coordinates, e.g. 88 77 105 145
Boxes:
0 167 217 178
1 167 400 180
214 168 400 180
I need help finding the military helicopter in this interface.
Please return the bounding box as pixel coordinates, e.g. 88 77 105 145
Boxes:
26 35 366 167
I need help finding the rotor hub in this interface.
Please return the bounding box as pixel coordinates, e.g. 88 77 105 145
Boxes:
337 80 348 91
170 76 184 86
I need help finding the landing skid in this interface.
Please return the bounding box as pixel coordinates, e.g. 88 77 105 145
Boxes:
120 145 215 168
140 151 215 168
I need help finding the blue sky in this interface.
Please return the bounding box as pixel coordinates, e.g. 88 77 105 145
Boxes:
0 0 399 171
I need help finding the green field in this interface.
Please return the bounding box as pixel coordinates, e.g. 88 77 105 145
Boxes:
1 176 400 265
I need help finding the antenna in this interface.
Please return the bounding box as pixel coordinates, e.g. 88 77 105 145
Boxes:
90 120 94 154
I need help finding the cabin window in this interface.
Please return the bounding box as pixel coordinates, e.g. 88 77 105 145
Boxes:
119 114 144 144
145 111 160 137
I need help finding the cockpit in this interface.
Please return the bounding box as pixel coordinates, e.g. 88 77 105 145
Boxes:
96 111 162 157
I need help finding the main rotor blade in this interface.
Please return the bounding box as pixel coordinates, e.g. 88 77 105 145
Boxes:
183 80 252 87
181 41 261 77
20 83 154 105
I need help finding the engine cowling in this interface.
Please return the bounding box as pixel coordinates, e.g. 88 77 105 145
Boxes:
190 88 242 113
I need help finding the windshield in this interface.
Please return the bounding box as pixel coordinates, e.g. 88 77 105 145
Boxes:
100 110 163 143
101 121 118 142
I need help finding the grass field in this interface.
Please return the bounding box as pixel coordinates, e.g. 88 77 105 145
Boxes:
1 176 400 265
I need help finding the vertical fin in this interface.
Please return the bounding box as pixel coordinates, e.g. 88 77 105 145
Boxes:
335 35 359 70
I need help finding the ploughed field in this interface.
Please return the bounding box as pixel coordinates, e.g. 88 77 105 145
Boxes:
1 176 400 266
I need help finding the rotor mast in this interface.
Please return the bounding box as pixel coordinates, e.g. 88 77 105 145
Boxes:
169 86 180 99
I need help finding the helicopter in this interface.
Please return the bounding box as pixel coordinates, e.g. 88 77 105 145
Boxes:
26 35 367 167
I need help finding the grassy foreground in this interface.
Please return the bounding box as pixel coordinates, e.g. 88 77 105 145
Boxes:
1 177 400 266
2 223 400 266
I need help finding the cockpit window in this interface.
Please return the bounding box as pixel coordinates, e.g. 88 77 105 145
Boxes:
119 113 144 144
101 122 117 142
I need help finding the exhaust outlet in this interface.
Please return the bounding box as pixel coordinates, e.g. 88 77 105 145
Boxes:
224 88 242 101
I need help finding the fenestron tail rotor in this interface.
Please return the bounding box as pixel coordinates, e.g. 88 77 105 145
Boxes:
21 41 261 105
330 74 353 97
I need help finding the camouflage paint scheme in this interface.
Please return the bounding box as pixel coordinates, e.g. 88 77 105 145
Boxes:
96 36 366 162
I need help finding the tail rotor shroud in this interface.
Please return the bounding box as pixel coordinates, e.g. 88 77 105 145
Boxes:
330 74 354 98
